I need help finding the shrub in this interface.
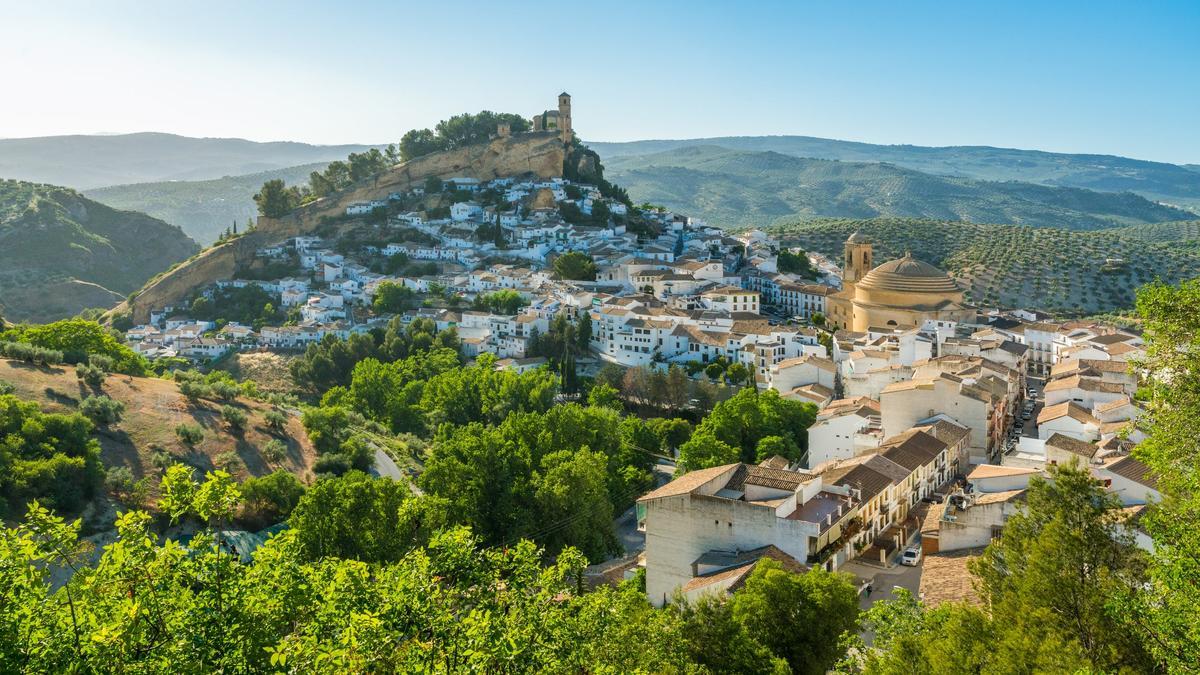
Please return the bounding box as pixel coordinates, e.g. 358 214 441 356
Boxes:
79 395 124 425
211 381 240 402
240 469 305 527
88 354 115 372
179 381 211 401
221 405 248 431
0 379 13 395
149 446 175 472
264 410 287 431
175 423 204 446
75 363 106 387
104 466 149 509
261 439 288 463
0 341 64 366
313 453 352 476
214 450 243 473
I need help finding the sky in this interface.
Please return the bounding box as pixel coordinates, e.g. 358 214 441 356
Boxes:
1 0 1198 164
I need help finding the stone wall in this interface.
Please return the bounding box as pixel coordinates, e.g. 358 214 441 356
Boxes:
112 132 565 323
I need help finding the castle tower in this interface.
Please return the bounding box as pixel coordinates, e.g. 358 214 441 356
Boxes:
843 231 873 286
557 91 572 144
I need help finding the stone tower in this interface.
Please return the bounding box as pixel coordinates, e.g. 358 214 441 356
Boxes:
557 92 572 144
843 231 873 286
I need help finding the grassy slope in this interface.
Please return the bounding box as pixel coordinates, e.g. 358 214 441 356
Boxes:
770 217 1200 315
0 358 317 490
0 132 377 189
589 136 1200 209
0 180 199 322
87 162 329 245
602 146 1195 232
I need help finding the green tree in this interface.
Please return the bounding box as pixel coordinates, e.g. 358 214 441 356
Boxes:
674 593 790 674
732 560 860 674
970 464 1154 672
288 470 438 562
553 251 598 280
252 178 302 218
220 405 247 431
239 470 305 528
587 383 623 411
1127 279 1200 669
372 281 416 314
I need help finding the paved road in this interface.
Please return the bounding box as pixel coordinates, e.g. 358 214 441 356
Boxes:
843 555 924 645
614 459 677 555
372 448 404 480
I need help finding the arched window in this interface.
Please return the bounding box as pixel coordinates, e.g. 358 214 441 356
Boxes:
887 320 898 326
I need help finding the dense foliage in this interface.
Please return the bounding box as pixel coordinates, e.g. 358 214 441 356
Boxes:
777 249 818 278
0 394 102 517
552 251 598 281
843 464 1155 673
1 319 147 374
399 111 530 161
289 317 459 393
189 284 284 330
678 388 818 469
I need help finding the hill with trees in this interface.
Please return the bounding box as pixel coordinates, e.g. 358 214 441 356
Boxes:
770 217 1200 314
600 145 1195 232
0 180 198 322
86 162 330 245
0 132 376 189
590 135 1200 211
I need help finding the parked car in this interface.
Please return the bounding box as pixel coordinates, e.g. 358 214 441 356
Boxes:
1028 389 1038 398
900 547 922 566
1021 411 1032 420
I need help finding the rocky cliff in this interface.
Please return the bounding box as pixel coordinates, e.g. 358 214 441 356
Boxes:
111 131 565 323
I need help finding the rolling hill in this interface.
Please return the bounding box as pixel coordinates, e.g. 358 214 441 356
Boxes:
602 146 1195 231
87 162 330 245
590 135 1200 210
0 358 317 508
770 217 1200 315
0 179 199 322
0 132 376 190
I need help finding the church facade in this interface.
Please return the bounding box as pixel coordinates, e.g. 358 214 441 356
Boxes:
826 233 975 331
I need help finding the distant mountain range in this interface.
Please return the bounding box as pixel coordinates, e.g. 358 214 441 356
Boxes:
590 135 1200 211
87 162 331 245
600 145 1196 231
0 132 376 190
0 179 198 322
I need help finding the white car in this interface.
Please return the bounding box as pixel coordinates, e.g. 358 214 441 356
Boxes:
900 547 922 566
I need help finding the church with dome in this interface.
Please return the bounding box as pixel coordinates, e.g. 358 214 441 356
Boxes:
825 232 975 331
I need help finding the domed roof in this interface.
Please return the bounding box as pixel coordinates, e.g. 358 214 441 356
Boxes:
857 254 961 294
847 231 870 244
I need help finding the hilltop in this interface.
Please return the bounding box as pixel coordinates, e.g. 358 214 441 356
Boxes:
590 135 1200 210
0 132 376 190
770 217 1200 314
0 180 199 322
87 162 330 245
111 130 566 323
601 145 1195 231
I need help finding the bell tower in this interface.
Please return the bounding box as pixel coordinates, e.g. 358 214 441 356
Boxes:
843 232 873 286
557 92 572 144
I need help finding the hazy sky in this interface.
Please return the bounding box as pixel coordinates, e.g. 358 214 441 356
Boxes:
2 0 1198 163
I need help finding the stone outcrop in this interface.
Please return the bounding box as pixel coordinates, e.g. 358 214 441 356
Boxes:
111 132 565 323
